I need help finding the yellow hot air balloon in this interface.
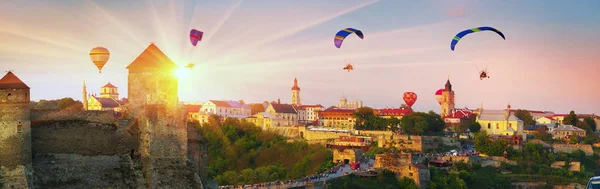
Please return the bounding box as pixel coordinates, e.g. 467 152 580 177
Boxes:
89 47 110 73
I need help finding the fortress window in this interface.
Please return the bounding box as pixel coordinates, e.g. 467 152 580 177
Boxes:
17 122 23 133
7 93 11 97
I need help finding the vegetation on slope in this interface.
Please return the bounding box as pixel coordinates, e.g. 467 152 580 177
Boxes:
196 116 335 185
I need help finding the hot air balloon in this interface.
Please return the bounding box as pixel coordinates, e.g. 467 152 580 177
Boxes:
89 47 110 73
435 89 444 105
190 29 204 46
334 28 364 49
403 92 417 107
450 26 505 51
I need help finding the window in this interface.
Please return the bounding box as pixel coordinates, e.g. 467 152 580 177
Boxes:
17 122 22 133
496 123 499 129
488 123 491 129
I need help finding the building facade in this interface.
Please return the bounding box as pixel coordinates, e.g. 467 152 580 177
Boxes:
199 100 251 120
245 112 287 130
552 125 586 139
296 104 325 125
265 102 298 126
84 82 127 111
317 108 356 130
476 104 524 138
337 96 363 109
0 71 33 188
440 79 455 118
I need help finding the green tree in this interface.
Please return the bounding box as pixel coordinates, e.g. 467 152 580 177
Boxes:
398 177 419 189
400 103 413 112
354 107 376 130
57 98 77 109
563 110 578 126
514 109 535 126
469 121 481 133
533 125 551 142
34 99 58 109
569 135 579 144
584 117 597 131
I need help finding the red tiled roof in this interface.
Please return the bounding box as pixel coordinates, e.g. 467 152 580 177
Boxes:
295 104 324 109
184 105 202 113
376 108 412 116
271 103 297 114
553 114 568 117
0 71 29 89
444 109 473 119
102 82 117 88
543 116 556 120
92 96 121 108
319 108 356 113
208 100 232 107
126 43 178 71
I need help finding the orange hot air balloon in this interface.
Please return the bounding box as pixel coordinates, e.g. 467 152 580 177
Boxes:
403 92 417 107
89 47 110 73
435 89 444 105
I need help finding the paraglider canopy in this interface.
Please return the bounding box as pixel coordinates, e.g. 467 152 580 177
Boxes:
89 47 110 73
185 63 195 70
334 28 364 49
450 26 505 51
190 29 204 46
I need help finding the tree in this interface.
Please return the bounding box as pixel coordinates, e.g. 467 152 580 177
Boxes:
533 126 551 142
400 103 413 112
569 135 579 144
563 111 578 126
469 122 481 133
398 177 419 189
34 99 58 109
514 109 535 126
584 117 597 131
354 107 376 130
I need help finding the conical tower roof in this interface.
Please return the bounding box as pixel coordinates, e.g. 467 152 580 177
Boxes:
0 71 29 89
126 43 178 71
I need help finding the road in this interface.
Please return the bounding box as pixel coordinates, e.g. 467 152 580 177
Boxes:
218 159 375 189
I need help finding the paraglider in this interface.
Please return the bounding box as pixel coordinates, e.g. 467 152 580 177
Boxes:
343 64 354 72
450 26 505 51
189 29 204 46
89 47 110 73
403 92 417 107
333 28 364 49
435 89 444 105
477 65 490 80
185 63 195 70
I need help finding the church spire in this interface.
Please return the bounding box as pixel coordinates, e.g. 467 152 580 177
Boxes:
82 80 88 110
291 77 300 91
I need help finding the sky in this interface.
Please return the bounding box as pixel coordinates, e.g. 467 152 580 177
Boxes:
1 0 599 114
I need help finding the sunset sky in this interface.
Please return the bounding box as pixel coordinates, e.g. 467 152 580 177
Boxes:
1 0 599 114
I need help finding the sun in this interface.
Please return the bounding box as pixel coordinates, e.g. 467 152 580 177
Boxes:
174 68 190 80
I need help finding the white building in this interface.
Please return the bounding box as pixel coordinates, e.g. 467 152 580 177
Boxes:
337 96 362 109
199 100 251 122
295 104 324 125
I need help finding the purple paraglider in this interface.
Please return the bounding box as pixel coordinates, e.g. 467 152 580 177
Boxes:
189 29 203 46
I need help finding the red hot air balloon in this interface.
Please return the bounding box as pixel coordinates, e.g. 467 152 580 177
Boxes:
403 92 417 107
435 89 444 105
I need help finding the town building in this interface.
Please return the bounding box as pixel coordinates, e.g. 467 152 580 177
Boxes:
552 125 586 139
553 114 600 131
376 107 412 119
183 104 202 122
440 79 455 118
296 104 325 125
373 153 430 189
265 102 298 126
337 96 363 109
317 108 356 130
83 82 128 111
197 100 251 123
476 104 525 138
443 108 474 126
245 112 287 129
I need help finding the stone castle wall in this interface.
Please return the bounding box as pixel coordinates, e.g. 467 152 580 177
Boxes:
264 126 300 138
127 71 179 117
0 88 33 188
31 120 137 155
553 144 593 156
31 109 117 125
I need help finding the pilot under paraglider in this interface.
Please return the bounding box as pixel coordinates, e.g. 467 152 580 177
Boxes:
343 64 353 72
479 69 489 80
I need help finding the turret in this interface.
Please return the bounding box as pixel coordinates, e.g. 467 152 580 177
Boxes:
82 80 88 110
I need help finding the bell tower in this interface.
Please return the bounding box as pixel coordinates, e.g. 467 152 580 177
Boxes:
440 78 455 117
291 78 301 105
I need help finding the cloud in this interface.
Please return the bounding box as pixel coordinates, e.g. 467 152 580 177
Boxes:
447 7 466 17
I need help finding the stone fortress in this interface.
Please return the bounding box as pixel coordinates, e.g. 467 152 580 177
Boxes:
0 43 206 189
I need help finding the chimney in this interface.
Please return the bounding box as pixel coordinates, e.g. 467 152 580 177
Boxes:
278 98 281 104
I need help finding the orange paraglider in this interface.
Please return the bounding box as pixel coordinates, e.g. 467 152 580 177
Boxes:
403 92 417 107
89 47 110 73
343 64 354 72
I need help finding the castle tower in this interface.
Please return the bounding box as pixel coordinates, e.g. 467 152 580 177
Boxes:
291 78 301 105
82 80 88 110
440 79 455 117
0 71 33 188
127 44 200 188
100 82 119 100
